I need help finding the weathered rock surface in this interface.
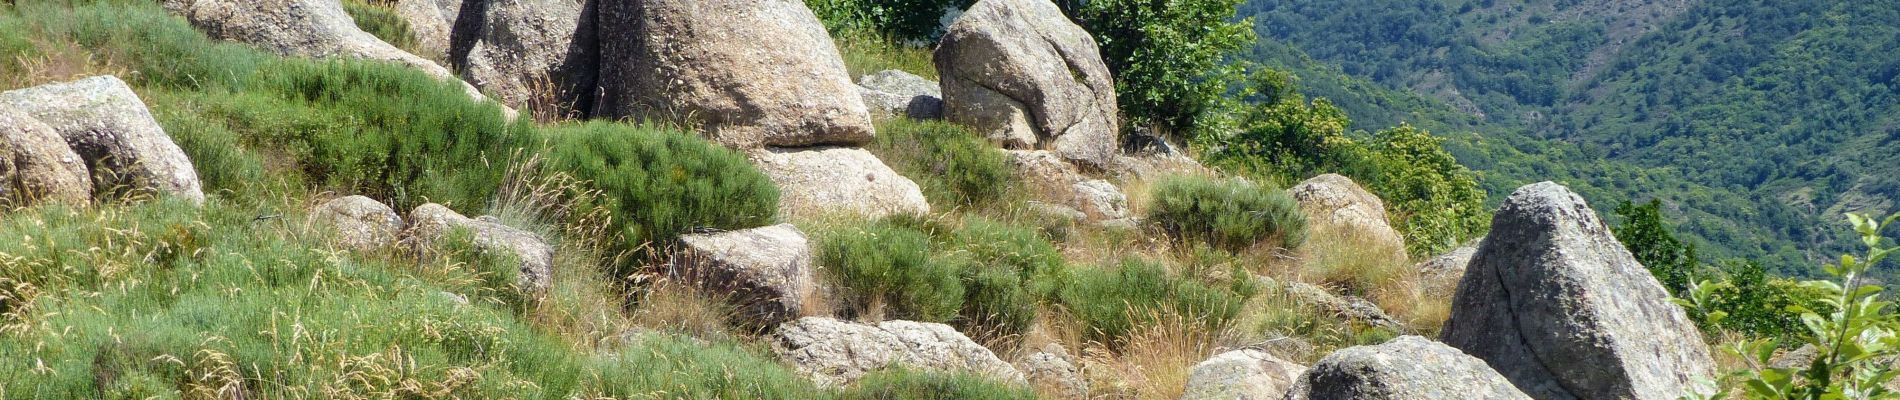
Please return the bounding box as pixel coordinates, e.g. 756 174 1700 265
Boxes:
772 317 1024 387
393 0 462 59
1007 150 1128 221
596 0 873 148
749 147 929 219
1290 174 1405 252
311 195 404 251
1180 349 1305 400
1417 245 1477 295
163 0 497 106
451 0 596 114
858 70 944 120
1441 182 1715 400
1285 336 1532 400
672 224 815 328
407 203 553 293
0 76 202 204
936 0 1119 169
1017 344 1087 399
0 105 90 207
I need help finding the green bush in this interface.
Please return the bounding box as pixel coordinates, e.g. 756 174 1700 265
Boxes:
1059 258 1252 347
1147 175 1308 251
841 368 1038 400
870 119 1018 211
947 217 1066 341
808 0 969 43
1056 0 1255 139
822 219 966 321
341 0 421 54
1367 125 1490 256
544 122 780 263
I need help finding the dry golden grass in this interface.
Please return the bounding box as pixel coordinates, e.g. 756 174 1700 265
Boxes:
1282 222 1452 334
1080 310 1227 399
627 278 745 342
0 37 129 90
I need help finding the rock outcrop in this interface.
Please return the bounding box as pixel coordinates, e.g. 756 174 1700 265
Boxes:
407 203 553 293
0 76 203 204
1007 150 1129 222
936 0 1119 169
1440 182 1715 400
392 0 461 59
596 0 873 149
311 195 404 251
450 0 596 114
0 105 90 207
772 317 1024 387
1417 245 1476 295
1179 349 1305 400
749 147 930 219
858 70 944 120
1290 174 1405 253
163 0 498 107
1284 336 1532 400
672 224 816 328
1017 344 1087 399
1261 277 1409 334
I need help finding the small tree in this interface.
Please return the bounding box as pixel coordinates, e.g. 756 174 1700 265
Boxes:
1057 0 1256 139
1615 199 1700 296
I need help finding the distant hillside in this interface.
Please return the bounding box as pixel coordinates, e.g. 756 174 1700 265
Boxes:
1239 0 1900 274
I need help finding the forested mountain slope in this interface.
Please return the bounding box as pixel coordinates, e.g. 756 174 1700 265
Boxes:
1239 0 1900 273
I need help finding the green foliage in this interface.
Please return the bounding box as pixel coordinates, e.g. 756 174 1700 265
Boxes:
1366 124 1491 256
544 122 780 266
840 368 1039 400
1678 260 1828 342
1058 258 1253 347
341 0 420 54
1147 174 1307 252
869 119 1018 211
819 216 1065 341
808 0 968 43
1616 199 1701 296
1684 213 1900 400
1057 0 1256 138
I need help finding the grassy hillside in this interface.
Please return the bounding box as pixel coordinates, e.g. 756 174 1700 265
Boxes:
1238 0 1900 275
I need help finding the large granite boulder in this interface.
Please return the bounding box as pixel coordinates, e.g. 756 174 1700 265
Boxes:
0 76 202 204
595 0 873 149
450 0 597 115
163 0 497 107
311 195 405 251
936 0 1119 169
1290 174 1405 253
1284 336 1532 400
0 105 90 207
1017 343 1087 399
392 0 461 59
407 203 553 293
772 317 1024 387
749 147 929 219
1007 150 1129 222
672 224 816 328
1440 182 1715 400
1416 245 1477 295
1180 349 1305 400
858 70 944 120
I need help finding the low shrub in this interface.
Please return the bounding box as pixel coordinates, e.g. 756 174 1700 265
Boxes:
1059 258 1252 347
841 368 1039 400
822 219 966 321
341 0 420 55
820 216 1064 340
544 122 780 268
869 119 1017 211
1147 175 1307 251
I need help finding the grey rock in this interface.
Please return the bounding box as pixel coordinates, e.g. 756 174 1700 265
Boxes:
1441 182 1715 400
311 195 404 251
1262 277 1409 334
0 76 202 204
392 0 461 59
1290 174 1405 254
1180 349 1305 400
0 104 90 207
772 317 1024 387
451 0 596 114
672 224 816 328
1017 344 1088 399
596 0 873 148
1284 336 1533 400
936 0 1119 169
1416 245 1477 296
163 0 504 111
748 147 929 219
407 203 553 293
1007 150 1129 222
858 70 944 120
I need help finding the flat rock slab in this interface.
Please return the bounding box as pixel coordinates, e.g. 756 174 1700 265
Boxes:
749 147 929 219
772 317 1024 387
